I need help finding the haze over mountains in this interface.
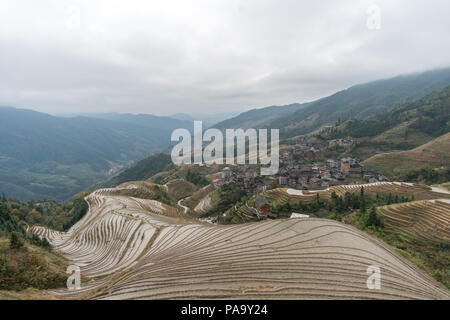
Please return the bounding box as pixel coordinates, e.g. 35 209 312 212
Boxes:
1 67 450 202
169 111 240 128
0 108 191 201
215 68 450 138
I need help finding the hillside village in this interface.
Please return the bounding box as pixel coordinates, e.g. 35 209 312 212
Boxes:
213 140 388 195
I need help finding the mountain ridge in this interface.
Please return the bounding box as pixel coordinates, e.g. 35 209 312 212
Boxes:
0 107 191 201
213 68 450 138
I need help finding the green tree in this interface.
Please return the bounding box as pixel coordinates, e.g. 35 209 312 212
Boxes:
41 237 51 248
366 206 382 228
360 186 366 213
10 232 24 249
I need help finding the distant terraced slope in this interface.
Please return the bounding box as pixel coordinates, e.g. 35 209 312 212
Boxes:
265 182 450 205
27 183 450 300
362 132 450 177
378 199 450 243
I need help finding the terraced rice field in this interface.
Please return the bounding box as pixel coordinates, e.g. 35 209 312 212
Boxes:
165 179 198 200
378 199 450 243
274 182 450 204
326 182 450 200
228 202 258 221
29 183 450 300
183 185 216 213
194 194 212 213
30 187 185 277
264 188 292 204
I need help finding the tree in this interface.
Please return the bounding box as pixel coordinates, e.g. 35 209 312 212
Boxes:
360 187 366 213
41 237 51 249
387 192 393 205
10 232 24 249
186 169 209 186
366 206 382 228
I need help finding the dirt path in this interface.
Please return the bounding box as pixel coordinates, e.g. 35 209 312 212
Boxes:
177 197 190 214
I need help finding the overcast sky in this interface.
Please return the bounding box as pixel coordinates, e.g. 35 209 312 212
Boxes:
1 0 449 116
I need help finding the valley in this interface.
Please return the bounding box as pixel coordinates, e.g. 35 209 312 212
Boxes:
1 68 449 300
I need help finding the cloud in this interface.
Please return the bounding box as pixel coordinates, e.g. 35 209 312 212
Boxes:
0 0 449 115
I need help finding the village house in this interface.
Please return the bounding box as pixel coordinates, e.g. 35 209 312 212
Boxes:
341 161 350 173
255 196 272 219
363 169 377 179
310 177 322 188
278 176 288 186
328 138 353 148
348 165 362 178
222 167 232 179
340 157 358 173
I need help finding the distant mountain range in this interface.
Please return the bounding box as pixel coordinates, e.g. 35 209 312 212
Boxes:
214 68 450 138
0 108 192 201
211 102 311 130
313 84 450 183
169 111 240 128
2 67 450 202
320 84 450 158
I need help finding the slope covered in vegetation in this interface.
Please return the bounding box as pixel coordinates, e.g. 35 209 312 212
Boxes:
362 133 450 183
0 107 191 201
323 85 450 141
94 153 175 189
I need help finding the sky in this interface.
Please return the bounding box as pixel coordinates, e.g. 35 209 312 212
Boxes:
0 0 449 116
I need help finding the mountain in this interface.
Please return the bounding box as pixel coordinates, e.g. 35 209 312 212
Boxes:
0 107 191 201
213 102 312 130
320 84 450 160
94 84 450 191
324 84 450 138
93 153 175 189
214 68 450 137
83 112 192 132
170 111 240 127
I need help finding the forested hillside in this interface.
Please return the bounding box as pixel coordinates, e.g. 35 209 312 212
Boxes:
324 85 450 140
214 102 311 130
214 68 450 138
0 107 190 201
315 85 450 162
93 153 175 188
274 68 450 138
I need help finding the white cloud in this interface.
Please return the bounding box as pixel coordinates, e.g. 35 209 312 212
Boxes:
0 0 449 115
